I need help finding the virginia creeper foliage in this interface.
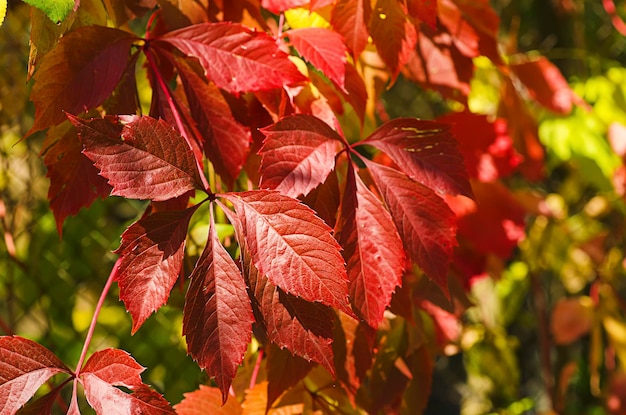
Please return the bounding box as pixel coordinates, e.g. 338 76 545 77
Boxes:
0 0 578 413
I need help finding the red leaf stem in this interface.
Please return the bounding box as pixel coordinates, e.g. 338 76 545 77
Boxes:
143 47 211 192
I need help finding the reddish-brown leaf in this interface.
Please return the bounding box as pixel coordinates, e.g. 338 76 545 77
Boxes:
333 313 374 397
301 168 341 229
437 111 522 182
360 118 473 198
245 255 336 375
0 336 70 415
28 26 137 135
183 215 254 402
266 344 314 410
510 56 573 114
168 53 251 188
331 0 371 58
41 121 112 235
341 61 368 122
81 379 174 415
224 191 351 314
551 297 594 345
338 167 406 328
113 206 198 332
80 349 144 388
261 0 308 13
287 28 347 89
369 0 418 82
157 22 307 95
365 161 457 293
443 0 501 62
174 385 243 415
407 0 437 29
259 115 342 198
403 27 473 101
223 204 338 374
69 114 205 201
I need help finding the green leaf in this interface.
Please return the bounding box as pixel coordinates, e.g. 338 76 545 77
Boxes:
23 0 75 23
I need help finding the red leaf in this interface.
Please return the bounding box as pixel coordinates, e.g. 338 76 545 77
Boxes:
333 313 374 396
27 26 137 135
266 344 314 409
443 0 501 62
41 122 112 235
69 115 205 201
437 111 522 182
287 28 347 89
224 191 351 314
331 0 371 58
0 336 70 415
407 0 437 30
174 385 243 415
261 0 309 13
337 167 406 328
183 215 254 402
551 297 594 345
369 0 418 82
80 349 144 389
81 379 174 415
360 118 473 198
403 27 473 101
259 115 342 198
365 161 457 293
301 168 341 229
510 56 573 114
14 384 62 415
246 256 336 374
113 206 198 332
166 52 251 188
341 63 368 121
79 349 174 414
157 23 307 95
447 181 526 259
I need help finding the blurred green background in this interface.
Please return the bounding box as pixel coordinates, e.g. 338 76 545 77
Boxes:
5 0 626 414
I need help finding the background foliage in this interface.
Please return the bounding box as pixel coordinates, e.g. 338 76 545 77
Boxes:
5 0 626 414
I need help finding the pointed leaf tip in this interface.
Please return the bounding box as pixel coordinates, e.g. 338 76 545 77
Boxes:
184 216 254 402
114 207 198 332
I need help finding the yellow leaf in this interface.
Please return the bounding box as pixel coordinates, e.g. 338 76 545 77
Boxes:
0 0 6 27
285 7 329 29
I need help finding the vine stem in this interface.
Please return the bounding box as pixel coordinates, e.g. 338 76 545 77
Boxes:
74 260 118 376
143 46 212 193
530 270 554 410
249 348 264 390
